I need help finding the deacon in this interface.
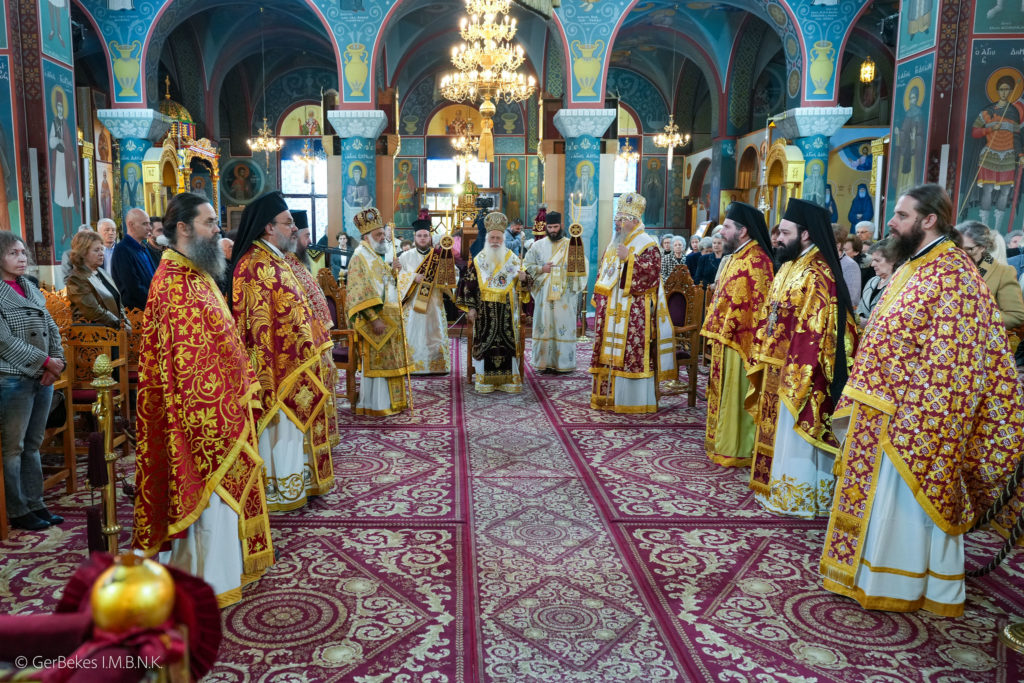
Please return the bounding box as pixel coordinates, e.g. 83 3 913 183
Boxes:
822 184 1024 616
229 191 336 511
132 192 273 607
286 209 339 444
700 202 775 467
347 207 413 415
523 210 588 373
590 192 676 413
397 212 455 374
457 211 528 393
746 198 857 518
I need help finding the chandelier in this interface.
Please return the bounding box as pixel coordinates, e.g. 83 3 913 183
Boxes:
618 137 639 168
292 137 324 184
452 134 480 170
441 0 535 162
652 5 690 170
247 7 282 166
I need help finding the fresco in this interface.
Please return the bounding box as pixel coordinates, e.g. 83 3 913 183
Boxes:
564 135 601 293
280 104 323 137
886 53 933 211
96 161 114 220
43 61 80 254
640 157 666 227
341 137 375 241
189 167 214 203
221 158 266 206
974 0 1024 33
39 0 73 64
957 40 1024 234
501 157 525 225
897 0 938 60
393 157 419 228
0 56 21 238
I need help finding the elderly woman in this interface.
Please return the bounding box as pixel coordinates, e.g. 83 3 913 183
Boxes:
695 234 725 287
855 239 898 327
0 232 66 531
686 236 710 280
661 236 687 280
958 220 1024 328
65 230 127 329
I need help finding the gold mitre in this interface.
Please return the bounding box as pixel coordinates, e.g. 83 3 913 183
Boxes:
354 207 384 235
616 192 646 221
484 211 508 233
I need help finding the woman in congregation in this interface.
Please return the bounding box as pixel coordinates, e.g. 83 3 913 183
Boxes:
661 235 687 280
0 231 67 531
695 234 725 288
854 239 897 327
65 230 128 330
958 220 1024 329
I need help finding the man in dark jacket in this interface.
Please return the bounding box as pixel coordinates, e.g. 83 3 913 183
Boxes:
111 207 155 309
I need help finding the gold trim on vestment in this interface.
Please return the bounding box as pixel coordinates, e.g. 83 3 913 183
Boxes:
822 578 964 617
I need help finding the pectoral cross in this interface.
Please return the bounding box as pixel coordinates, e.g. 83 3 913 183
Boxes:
766 301 780 336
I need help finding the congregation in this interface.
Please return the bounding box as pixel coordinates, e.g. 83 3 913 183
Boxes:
3 180 1024 621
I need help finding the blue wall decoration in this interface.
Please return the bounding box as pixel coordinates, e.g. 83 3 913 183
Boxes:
393 157 419 228
640 157 666 227
42 60 80 255
886 52 934 215
606 68 669 133
221 158 265 206
974 0 1024 33
0 56 21 239
39 1 73 65
564 135 601 293
398 137 425 157
341 137 375 241
493 137 526 155
555 0 633 104
790 0 865 103
897 0 938 60
500 157 526 225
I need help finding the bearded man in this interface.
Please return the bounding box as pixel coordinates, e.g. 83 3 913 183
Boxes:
397 215 453 374
590 192 676 413
700 202 775 467
523 210 588 373
822 184 1024 616
457 211 528 393
229 191 336 511
746 198 857 518
132 192 273 607
347 207 413 415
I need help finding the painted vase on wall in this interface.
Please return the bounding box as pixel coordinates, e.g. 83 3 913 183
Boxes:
809 40 835 95
109 40 142 98
571 39 604 98
501 112 518 133
344 43 369 97
402 115 419 134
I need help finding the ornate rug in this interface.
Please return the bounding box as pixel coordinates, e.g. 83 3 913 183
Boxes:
3 338 1023 682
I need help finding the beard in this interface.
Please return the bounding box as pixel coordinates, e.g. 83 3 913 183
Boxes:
187 232 226 279
547 227 564 241
293 241 311 268
775 236 803 264
890 217 925 262
722 235 740 255
368 236 388 255
155 234 169 247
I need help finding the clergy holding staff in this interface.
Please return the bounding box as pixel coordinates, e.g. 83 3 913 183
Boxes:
397 211 455 375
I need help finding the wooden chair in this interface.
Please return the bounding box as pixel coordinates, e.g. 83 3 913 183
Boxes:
40 288 77 493
317 268 359 405
664 266 704 407
65 325 130 463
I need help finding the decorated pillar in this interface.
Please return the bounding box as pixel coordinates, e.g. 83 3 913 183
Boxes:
553 108 615 296
773 107 852 209
97 109 171 226
327 110 387 241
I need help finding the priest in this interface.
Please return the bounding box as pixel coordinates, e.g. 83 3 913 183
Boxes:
822 184 1024 615
229 191 336 511
523 210 588 373
132 192 273 607
590 192 675 413
397 213 454 374
286 209 339 444
347 207 413 415
746 198 857 518
700 202 775 467
457 211 528 393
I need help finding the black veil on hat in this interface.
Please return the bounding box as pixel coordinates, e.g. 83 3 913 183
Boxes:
228 190 289 292
782 197 852 403
725 201 773 272
291 209 308 232
545 211 562 225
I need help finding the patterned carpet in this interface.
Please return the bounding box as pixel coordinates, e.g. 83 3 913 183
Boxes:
3 338 1024 682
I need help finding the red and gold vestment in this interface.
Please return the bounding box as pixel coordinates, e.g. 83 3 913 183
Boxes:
132 250 273 584
701 240 774 466
746 246 857 494
822 240 1024 588
232 241 335 496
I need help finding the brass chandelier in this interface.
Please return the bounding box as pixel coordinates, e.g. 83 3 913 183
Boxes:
441 0 535 161
652 5 690 170
247 7 282 165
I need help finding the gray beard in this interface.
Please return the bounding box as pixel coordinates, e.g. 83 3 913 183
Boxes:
293 242 310 267
187 233 226 279
371 238 388 255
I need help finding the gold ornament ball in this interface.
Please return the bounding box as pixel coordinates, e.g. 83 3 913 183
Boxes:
91 552 175 632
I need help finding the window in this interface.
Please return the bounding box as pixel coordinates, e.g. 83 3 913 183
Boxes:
280 138 328 243
426 158 490 188
613 156 638 195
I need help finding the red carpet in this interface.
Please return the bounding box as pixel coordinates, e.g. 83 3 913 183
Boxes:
2 338 1023 681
